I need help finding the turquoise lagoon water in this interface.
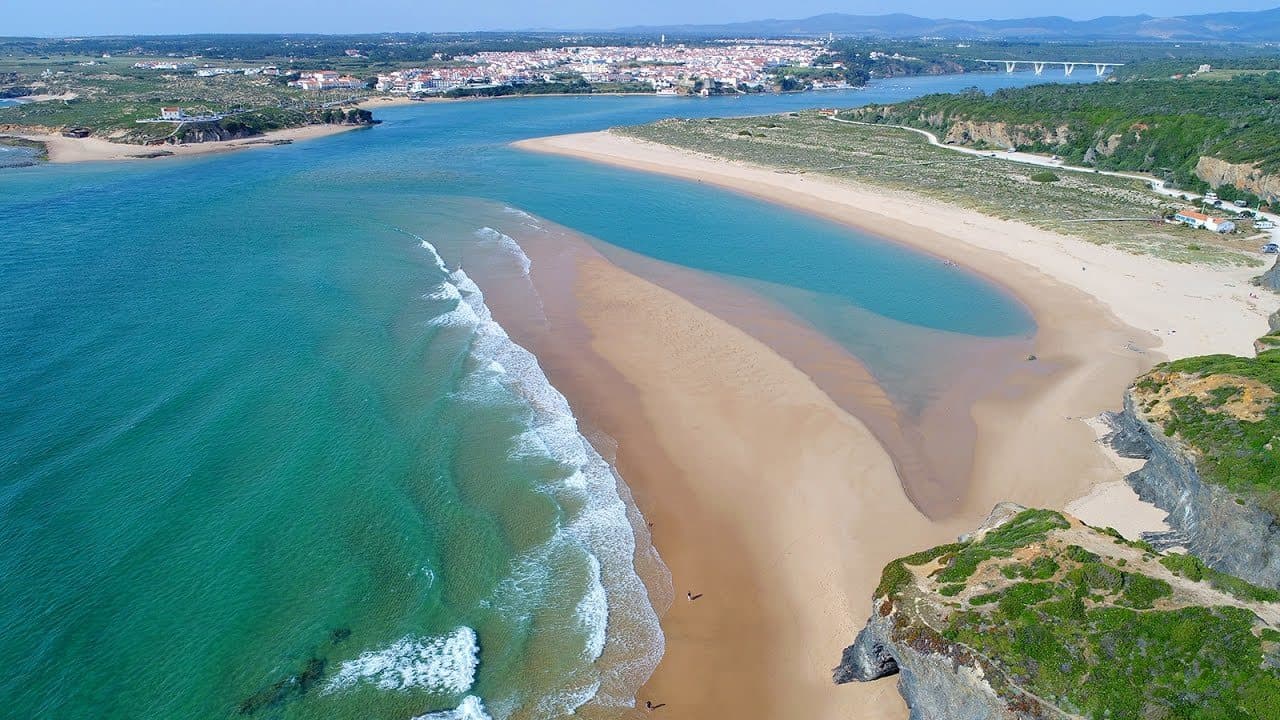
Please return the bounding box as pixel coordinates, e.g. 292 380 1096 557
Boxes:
0 73 1092 719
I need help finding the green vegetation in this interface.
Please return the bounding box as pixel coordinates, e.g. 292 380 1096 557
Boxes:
619 112 1257 264
0 50 379 144
934 510 1069 583
1161 552 1280 602
1135 349 1280 513
1029 170 1060 183
879 510 1280 720
846 73 1280 198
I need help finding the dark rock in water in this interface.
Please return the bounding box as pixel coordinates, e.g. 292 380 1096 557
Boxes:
834 622 899 683
330 627 351 645
238 656 327 715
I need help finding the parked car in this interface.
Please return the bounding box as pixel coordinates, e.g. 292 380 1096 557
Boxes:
1262 242 1279 254
1235 199 1249 207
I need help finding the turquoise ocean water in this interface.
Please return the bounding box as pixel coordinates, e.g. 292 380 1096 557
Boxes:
0 73 1092 719
0 100 42 168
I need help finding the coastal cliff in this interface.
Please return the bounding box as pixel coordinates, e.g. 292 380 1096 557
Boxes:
837 505 1280 719
1113 348 1280 588
1195 156 1280 205
1260 258 1280 293
169 109 376 146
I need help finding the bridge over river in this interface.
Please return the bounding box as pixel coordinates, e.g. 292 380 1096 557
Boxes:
975 59 1124 76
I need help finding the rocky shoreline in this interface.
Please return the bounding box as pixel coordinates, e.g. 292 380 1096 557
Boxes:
836 503 1280 719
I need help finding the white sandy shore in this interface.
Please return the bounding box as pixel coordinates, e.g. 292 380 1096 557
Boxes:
3 123 364 164
356 96 450 109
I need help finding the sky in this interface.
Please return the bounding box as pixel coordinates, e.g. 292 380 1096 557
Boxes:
5 0 1279 36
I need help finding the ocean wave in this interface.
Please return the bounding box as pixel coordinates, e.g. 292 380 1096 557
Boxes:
474 227 532 277
324 627 479 694
501 206 543 230
415 233 666 717
414 695 493 720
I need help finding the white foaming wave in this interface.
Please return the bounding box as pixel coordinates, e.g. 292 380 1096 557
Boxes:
501 206 543 230
425 243 664 716
324 627 479 694
474 227 532 277
530 679 602 720
414 695 493 720
576 553 608 662
501 206 534 220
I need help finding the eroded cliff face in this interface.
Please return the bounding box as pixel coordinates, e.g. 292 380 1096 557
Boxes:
938 120 1072 150
1259 257 1280 294
168 124 262 145
1196 156 1280 204
837 613 1049 720
833 504 1065 720
837 505 1280 719
837 612 1055 720
1116 388 1280 588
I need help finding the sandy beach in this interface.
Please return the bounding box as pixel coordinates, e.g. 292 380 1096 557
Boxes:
2 122 364 164
496 131 1280 718
472 219 963 720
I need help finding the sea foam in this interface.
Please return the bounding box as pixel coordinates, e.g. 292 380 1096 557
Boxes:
324 627 479 694
475 227 532 277
414 695 493 720
414 231 667 717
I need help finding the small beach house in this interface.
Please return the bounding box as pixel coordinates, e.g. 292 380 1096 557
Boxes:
1174 208 1235 233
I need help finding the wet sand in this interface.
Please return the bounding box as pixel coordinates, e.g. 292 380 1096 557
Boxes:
469 220 949 719
465 212 1150 719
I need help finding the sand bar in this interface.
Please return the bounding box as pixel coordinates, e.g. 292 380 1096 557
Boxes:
471 219 964 719
1 122 365 164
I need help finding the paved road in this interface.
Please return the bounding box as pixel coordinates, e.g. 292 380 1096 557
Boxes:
829 115 1280 249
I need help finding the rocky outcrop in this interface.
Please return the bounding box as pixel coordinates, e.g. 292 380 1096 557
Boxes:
834 618 897 683
940 120 1071 150
169 122 261 145
836 613 1046 720
1114 391 1280 587
838 505 1280 719
1259 257 1280 293
1196 156 1280 204
835 613 1053 720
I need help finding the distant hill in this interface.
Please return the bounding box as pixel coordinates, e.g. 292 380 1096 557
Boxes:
615 7 1280 41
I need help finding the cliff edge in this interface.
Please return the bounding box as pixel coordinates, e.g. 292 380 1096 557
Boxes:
837 505 1280 719
1114 345 1280 587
